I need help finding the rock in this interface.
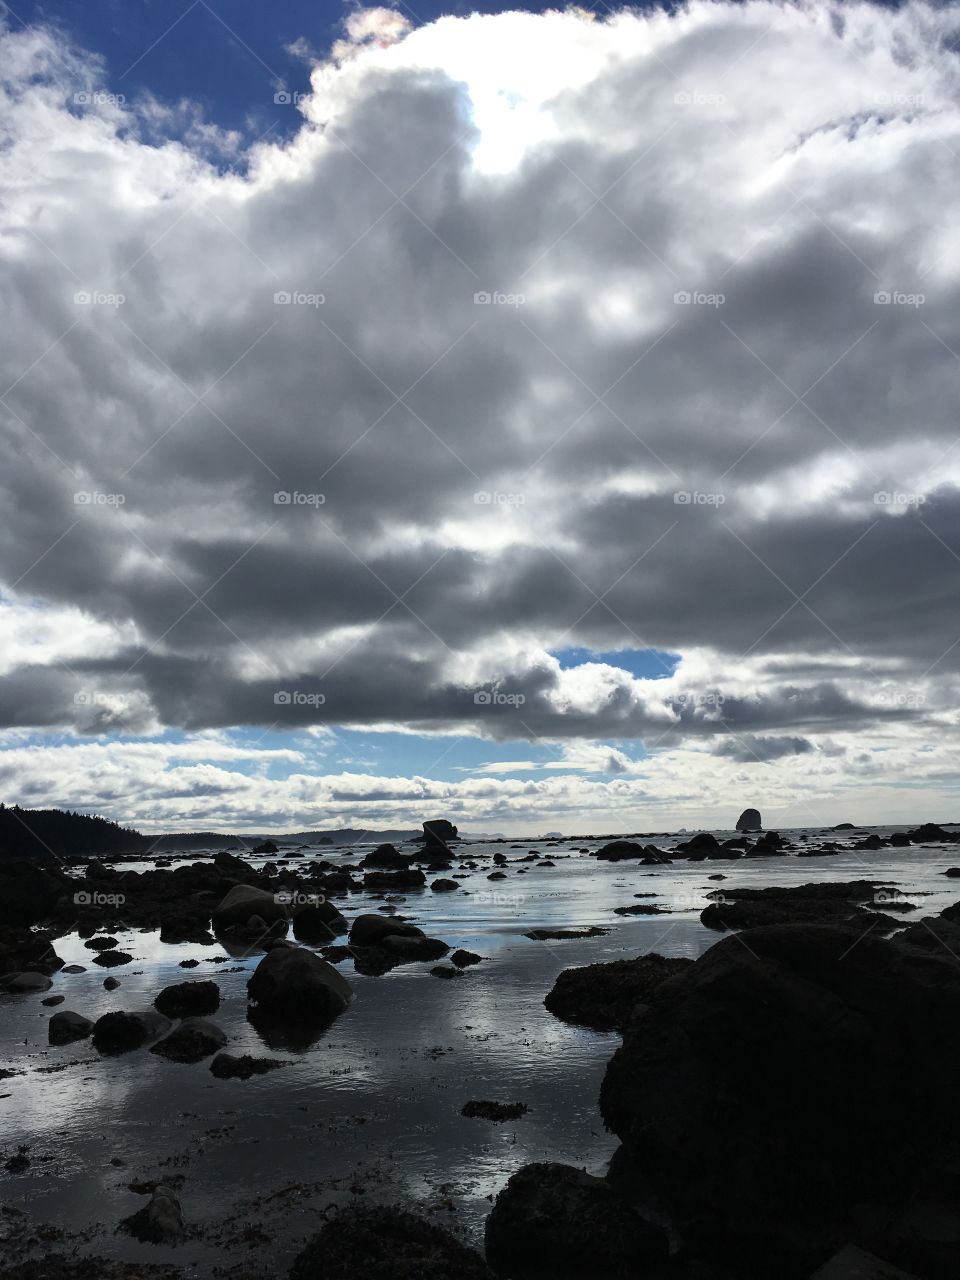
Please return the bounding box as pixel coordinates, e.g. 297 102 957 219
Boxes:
91 950 133 968
103 977 120 991
485 1162 668 1279
61 964 86 973
0 926 63 976
525 927 608 940
594 840 647 861
213 849 258 880
251 840 279 854
212 884 286 929
431 878 459 891
83 935 118 951
544 953 693 1031
487 871 507 880
154 980 220 1019
209 1052 287 1079
744 830 786 856
461 1099 527 1121
360 843 411 869
151 1017 227 1063
247 946 351 1030
907 823 950 843
48 1010 93 1045
600 923 960 1271
0 971 53 993
381 934 449 961
420 819 459 847
93 1010 172 1055
121 1184 184 1243
809 1244 920 1279
451 949 482 968
291 898 348 944
430 964 462 978
699 880 891 932
0 860 65 927
159 913 214 945
613 903 665 915
889 832 912 847
42 995 65 1006
834 822 856 829
349 913 424 947
942 868 960 878
290 1205 492 1280
676 832 722 858
735 808 762 831
363 868 426 890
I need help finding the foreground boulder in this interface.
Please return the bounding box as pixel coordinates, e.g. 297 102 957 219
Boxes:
600 924 960 1274
290 1205 492 1280
247 945 350 1041
151 1017 227 1063
544 953 693 1031
48 1010 93 1045
0 971 53 993
484 1162 668 1279
212 884 286 929
121 1184 184 1243
92 1010 172 1055
153 980 220 1019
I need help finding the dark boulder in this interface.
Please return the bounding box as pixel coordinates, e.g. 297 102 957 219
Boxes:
363 868 426 890
484 1162 668 1279
247 945 350 1038
0 860 65 927
48 1010 93 1045
676 832 722 858
349 913 423 947
907 823 950 843
91 950 133 968
153 980 220 1019
600 923 960 1273
699 881 887 932
291 898 348 944
150 1017 227 1063
360 843 411 869
544 953 693 1031
431 878 459 892
209 1052 287 1079
251 840 279 854
212 885 286 929
121 1184 184 1243
290 1205 492 1280
594 840 647 861
92 1010 172 1055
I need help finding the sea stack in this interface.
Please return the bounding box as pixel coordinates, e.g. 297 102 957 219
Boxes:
736 808 762 832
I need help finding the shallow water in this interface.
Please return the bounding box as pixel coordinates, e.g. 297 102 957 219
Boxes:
1 827 958 1276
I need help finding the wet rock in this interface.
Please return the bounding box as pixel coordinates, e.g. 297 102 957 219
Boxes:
92 950 133 968
430 964 462 978
600 923 960 1272
942 868 960 878
93 1010 172 1055
247 945 351 1030
461 1099 527 1121
48 1010 93 1045
907 823 950 843
594 840 648 861
153 980 220 1019
251 840 279 854
103 977 120 991
151 1017 227 1063
83 935 118 951
487 871 507 881
42 994 65 1006
380 934 449 961
159 913 214 945
213 849 258 881
121 1184 184 1243
212 884 286 929
290 1205 492 1280
61 964 85 974
0 927 63 976
676 832 722 858
451 949 482 968
525 926 608 940
744 830 786 856
700 880 892 932
544 953 693 1031
736 808 762 831
363 868 426 890
0 971 53 993
0 860 65 927
431 878 459 891
360 843 411 869
291 898 348 944
349 913 422 947
209 1051 287 1079
613 903 665 915
485 1162 668 1279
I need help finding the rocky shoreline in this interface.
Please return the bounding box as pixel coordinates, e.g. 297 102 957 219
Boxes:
1 819 959 1278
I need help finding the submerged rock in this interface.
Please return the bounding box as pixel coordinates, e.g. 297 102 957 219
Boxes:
525 926 608 940
209 1052 287 1079
484 1162 668 1279
121 1184 184 1243
544 953 693 1031
461 1099 527 1121
290 1205 492 1280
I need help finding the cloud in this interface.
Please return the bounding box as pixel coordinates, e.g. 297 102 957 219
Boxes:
1 3 960 825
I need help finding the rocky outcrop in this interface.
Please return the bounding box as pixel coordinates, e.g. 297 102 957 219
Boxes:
699 880 893 932
484 1162 668 1279
290 1206 492 1280
600 924 960 1273
735 808 762 831
209 1052 287 1079
544 953 693 1031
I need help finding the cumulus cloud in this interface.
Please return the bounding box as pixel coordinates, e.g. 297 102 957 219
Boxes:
1 2 960 825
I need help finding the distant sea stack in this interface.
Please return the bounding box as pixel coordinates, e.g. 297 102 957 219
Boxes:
735 808 762 832
418 819 460 848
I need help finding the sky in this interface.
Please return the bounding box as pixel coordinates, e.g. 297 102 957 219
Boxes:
1 0 960 835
